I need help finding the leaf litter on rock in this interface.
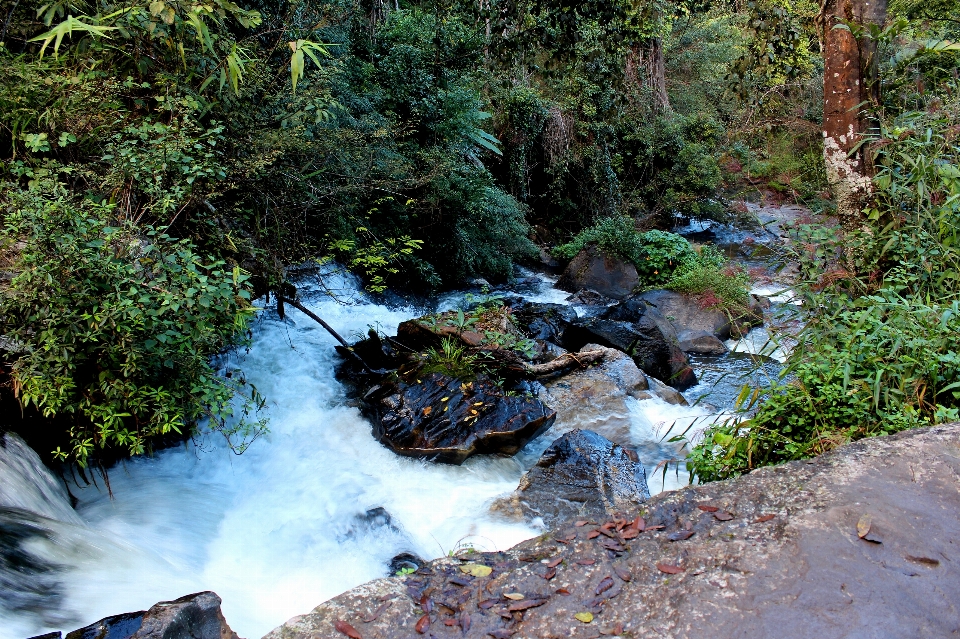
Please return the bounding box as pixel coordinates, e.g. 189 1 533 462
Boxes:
543 567 557 580
488 630 516 638
613 566 632 582
587 530 601 539
697 505 719 512
546 557 564 568
415 614 430 634
361 601 392 623
335 620 362 639
595 576 614 595
755 514 775 523
555 588 571 595
713 511 734 521
656 563 684 574
460 563 493 577
667 530 694 541
507 598 548 611
577 559 596 565
503 592 525 600
575 612 594 623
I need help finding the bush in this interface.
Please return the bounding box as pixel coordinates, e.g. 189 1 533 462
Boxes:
553 217 695 286
0 187 266 465
665 245 751 312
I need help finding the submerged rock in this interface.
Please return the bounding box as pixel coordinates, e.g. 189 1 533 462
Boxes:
366 372 556 464
496 429 650 528
556 244 639 300
264 424 960 639
64 592 237 639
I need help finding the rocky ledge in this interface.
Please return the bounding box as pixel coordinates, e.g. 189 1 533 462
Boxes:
263 424 960 639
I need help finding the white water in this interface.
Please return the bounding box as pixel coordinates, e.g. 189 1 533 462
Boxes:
1 271 718 639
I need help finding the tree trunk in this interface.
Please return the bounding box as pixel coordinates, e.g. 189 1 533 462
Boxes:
819 0 888 224
626 39 671 113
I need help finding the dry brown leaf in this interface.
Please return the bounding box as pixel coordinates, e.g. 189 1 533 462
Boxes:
656 563 684 574
857 514 872 539
503 592 525 600
335 620 362 639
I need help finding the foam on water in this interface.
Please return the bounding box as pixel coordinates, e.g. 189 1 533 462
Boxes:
1 271 724 639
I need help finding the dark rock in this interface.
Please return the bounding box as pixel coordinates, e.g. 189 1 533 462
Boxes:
510 303 578 344
556 245 639 300
677 329 728 355
562 303 697 390
537 248 562 272
264 424 960 639
634 290 762 341
497 429 650 528
65 592 237 639
131 592 238 639
389 552 424 575
564 289 614 306
535 342 568 364
367 373 556 464
65 612 145 639
28 634 63 639
538 345 649 445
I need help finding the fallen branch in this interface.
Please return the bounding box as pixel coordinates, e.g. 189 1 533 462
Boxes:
278 296 390 375
522 349 606 378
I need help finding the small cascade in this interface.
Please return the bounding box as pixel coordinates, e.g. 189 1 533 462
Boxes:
0 432 82 526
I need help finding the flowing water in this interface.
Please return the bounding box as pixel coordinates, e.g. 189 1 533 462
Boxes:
0 269 768 639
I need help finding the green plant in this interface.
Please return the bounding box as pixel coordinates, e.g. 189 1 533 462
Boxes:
665 245 751 312
422 337 480 380
0 186 266 465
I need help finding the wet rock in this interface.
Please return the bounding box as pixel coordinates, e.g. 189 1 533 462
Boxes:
556 245 639 300
28 634 62 639
677 329 728 355
562 301 697 390
65 592 237 639
538 345 649 444
634 289 762 340
265 424 960 639
510 302 578 344
498 429 650 528
366 373 556 464
644 375 689 405
66 612 146 639
565 288 614 306
389 552 424 575
536 341 568 364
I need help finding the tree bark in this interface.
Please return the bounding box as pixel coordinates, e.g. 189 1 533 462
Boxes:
819 0 888 224
626 39 671 113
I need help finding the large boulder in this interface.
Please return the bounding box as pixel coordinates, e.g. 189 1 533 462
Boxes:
365 373 556 464
556 245 639 300
495 429 650 528
264 424 960 639
677 329 728 355
562 300 697 390
64 592 238 639
634 289 762 341
509 302 578 345
538 345 649 445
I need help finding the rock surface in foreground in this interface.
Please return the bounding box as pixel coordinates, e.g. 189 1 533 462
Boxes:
367 373 556 464
263 424 960 639
494 429 650 529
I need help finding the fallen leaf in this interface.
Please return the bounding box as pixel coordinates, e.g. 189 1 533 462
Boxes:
755 514 775 523
656 563 684 574
575 612 594 623
857 514 872 539
575 520 589 527
498 609 513 620
587 530 601 539
449 576 471 587
555 588 571 595
613 566 632 582
697 505 719 512
444 619 457 627
713 511 734 521
415 614 430 634
508 598 548 611
503 592 525 600
554 537 569 545
565 532 577 540
577 559 596 565
478 599 497 609
667 530 694 541
543 567 557 580
488 630 516 639
422 406 432 416
361 601 391 623
460 612 471 632
646 525 665 531
419 594 432 613
629 516 646 531
460 563 493 577
546 557 563 568
595 576 614 595
335 620 362 639
905 555 940 566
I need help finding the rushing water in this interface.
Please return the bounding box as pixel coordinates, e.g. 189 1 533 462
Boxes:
0 270 761 639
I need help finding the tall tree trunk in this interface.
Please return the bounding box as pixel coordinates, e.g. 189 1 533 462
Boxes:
626 39 671 113
819 0 888 224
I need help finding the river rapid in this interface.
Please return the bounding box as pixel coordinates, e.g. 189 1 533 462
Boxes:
0 270 741 639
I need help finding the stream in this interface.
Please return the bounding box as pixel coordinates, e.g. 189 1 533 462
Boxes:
0 267 781 639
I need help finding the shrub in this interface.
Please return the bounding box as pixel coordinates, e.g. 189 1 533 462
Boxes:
665 245 751 313
0 187 266 465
